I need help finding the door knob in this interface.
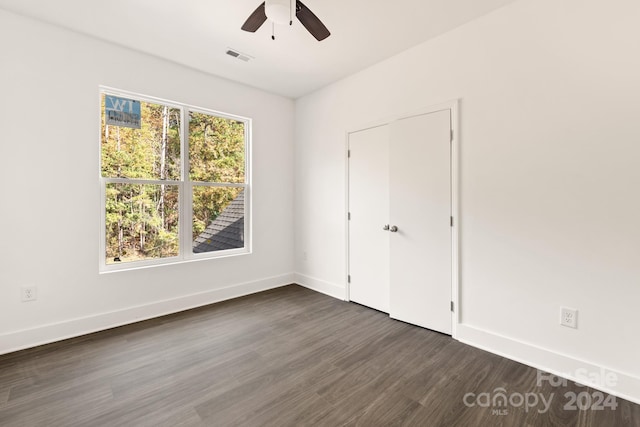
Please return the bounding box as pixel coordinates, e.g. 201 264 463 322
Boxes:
383 224 390 231
390 225 398 232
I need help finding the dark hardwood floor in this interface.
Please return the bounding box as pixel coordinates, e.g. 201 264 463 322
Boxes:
0 285 638 426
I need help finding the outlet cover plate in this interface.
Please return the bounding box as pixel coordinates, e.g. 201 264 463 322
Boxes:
561 307 578 329
21 286 38 302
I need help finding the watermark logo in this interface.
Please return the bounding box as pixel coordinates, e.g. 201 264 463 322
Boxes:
463 388 553 416
463 368 619 416
537 368 618 389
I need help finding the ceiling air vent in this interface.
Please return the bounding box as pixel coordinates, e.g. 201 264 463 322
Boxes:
226 48 253 62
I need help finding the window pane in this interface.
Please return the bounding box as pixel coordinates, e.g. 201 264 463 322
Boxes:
189 112 245 183
105 183 179 264
101 96 181 180
192 186 245 253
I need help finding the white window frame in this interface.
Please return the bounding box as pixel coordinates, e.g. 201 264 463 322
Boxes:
99 87 251 273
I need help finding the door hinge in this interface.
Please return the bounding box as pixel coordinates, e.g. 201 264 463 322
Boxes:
450 216 454 227
348 275 351 283
451 301 454 312
348 212 351 220
348 149 351 158
450 129 453 143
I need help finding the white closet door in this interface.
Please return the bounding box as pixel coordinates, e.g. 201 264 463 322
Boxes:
389 110 452 334
348 125 390 313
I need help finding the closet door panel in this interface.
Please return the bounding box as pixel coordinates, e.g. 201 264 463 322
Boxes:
348 125 390 313
389 110 452 334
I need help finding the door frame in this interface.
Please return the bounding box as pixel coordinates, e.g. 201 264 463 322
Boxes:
345 99 460 338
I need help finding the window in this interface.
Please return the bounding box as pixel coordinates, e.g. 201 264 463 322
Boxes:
100 88 250 271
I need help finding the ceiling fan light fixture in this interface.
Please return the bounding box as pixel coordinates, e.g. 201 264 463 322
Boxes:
265 0 290 25
242 0 330 41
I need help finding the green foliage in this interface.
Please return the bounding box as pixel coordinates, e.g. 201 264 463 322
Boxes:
101 102 181 180
189 112 245 241
189 112 245 183
101 96 245 264
104 184 179 262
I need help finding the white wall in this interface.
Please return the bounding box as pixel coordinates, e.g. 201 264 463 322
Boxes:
0 10 295 352
294 0 640 402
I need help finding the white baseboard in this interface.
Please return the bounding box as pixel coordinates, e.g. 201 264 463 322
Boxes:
0 273 294 356
457 324 640 405
5 277 638 406
294 273 346 301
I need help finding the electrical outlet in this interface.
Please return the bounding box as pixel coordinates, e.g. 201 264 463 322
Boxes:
303 251 308 261
21 286 37 302
560 307 578 329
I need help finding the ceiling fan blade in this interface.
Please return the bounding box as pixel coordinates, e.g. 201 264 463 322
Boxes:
241 2 267 32
296 1 330 41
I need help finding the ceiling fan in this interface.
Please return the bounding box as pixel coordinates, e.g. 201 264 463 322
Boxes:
241 0 331 41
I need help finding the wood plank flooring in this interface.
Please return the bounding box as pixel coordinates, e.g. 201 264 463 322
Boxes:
0 285 638 426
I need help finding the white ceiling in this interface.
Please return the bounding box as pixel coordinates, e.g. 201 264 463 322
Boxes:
0 0 517 98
